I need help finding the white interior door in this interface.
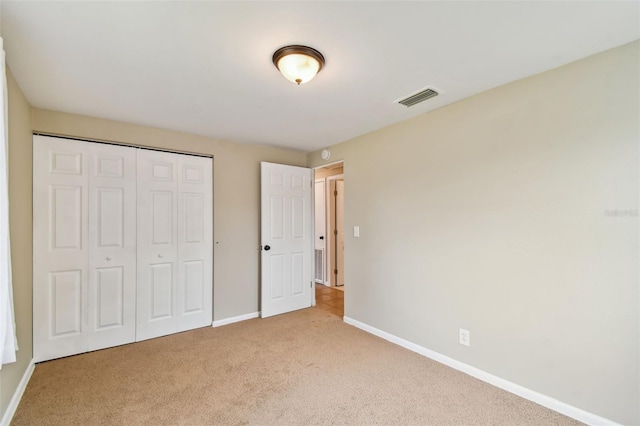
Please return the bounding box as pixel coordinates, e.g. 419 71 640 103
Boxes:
87 142 137 351
136 149 213 340
33 136 137 362
136 149 179 341
34 136 213 359
176 154 212 332
261 162 312 318
33 136 89 361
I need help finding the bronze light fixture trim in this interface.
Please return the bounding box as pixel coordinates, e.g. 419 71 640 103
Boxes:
272 45 325 85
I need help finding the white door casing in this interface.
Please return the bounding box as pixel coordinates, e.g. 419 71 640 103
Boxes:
33 136 137 362
261 162 312 318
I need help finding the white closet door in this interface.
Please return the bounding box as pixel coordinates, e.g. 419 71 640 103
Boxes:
34 137 213 357
176 154 212 331
136 150 213 340
136 149 179 341
33 136 90 362
87 142 137 351
33 136 137 362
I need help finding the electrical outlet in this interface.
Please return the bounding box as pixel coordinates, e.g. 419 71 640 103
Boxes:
459 328 470 346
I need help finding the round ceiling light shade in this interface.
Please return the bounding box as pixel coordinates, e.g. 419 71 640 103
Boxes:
272 45 325 85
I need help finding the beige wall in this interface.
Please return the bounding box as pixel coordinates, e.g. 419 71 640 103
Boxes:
31 109 307 321
308 41 639 424
0 68 33 418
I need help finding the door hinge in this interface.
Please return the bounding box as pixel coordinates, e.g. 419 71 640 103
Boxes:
310 281 313 288
334 269 338 275
334 229 338 235
334 190 338 196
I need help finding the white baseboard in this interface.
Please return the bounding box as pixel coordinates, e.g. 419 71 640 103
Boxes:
343 316 618 426
211 311 260 328
0 359 35 426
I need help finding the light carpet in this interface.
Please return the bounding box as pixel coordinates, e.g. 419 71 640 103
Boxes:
12 308 581 425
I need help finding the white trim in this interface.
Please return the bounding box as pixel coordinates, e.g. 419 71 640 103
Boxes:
312 159 343 170
0 360 35 426
211 312 260 328
343 316 619 426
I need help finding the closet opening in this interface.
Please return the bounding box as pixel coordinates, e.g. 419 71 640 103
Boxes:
32 134 214 362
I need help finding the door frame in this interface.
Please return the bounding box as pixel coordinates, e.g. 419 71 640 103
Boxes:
326 174 344 287
312 160 344 288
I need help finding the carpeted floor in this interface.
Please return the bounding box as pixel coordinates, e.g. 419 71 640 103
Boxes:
12 308 581 425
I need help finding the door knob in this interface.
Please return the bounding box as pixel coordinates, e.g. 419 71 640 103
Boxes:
158 254 164 258
106 256 112 261
264 245 271 251
319 236 324 240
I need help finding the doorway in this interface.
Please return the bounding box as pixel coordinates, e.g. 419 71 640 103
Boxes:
313 162 344 295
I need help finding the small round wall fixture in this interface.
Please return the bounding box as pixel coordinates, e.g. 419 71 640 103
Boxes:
321 149 331 160
272 45 325 85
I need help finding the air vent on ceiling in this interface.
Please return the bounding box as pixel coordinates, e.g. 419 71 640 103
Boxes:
396 87 439 107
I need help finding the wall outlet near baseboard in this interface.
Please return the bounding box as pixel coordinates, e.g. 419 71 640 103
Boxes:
459 328 470 346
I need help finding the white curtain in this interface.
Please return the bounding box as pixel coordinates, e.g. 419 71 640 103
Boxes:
0 36 17 367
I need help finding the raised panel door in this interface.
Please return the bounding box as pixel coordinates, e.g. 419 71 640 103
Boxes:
87 142 136 351
136 149 179 341
260 162 312 318
35 136 213 358
176 154 212 331
33 136 90 362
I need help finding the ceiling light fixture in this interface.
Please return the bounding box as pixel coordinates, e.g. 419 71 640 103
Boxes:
272 45 325 85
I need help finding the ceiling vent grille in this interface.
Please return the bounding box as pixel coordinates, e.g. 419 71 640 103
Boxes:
397 87 439 107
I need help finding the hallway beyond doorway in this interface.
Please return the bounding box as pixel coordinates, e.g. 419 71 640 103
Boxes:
314 284 344 318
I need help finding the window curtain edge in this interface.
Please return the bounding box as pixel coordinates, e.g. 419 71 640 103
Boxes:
0 35 18 368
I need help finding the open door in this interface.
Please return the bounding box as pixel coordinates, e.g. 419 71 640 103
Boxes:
335 179 345 287
260 162 312 318
328 178 345 287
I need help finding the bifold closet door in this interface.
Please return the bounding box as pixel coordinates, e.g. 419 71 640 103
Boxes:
136 150 212 341
87 142 137 351
34 136 212 360
33 136 137 362
176 153 213 332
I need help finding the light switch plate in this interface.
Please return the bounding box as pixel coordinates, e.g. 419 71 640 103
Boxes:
354 226 360 237
459 328 470 346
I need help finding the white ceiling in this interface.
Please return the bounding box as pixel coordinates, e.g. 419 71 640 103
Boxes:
1 1 638 152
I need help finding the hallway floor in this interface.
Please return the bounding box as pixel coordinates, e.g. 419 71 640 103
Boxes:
314 284 344 317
